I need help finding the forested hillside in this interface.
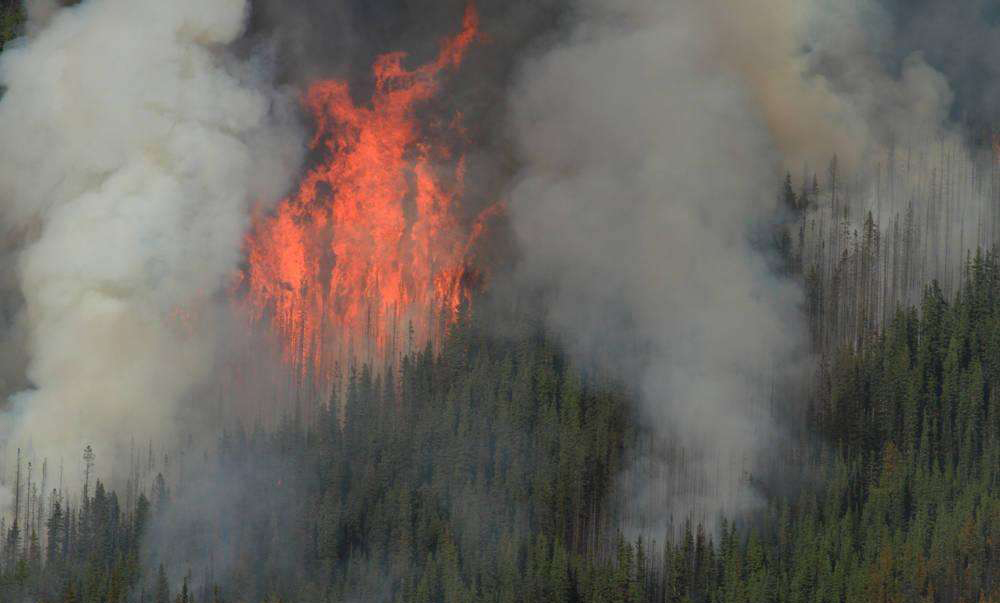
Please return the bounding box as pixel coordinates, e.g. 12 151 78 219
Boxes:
1 2 1000 603
2 240 1000 603
0 306 637 602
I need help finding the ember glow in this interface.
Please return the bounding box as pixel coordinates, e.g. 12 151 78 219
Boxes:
244 5 491 383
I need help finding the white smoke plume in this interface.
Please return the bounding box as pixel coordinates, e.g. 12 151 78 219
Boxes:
701 0 954 171
0 0 300 493
507 0 958 531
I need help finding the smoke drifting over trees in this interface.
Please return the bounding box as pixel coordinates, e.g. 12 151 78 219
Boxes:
505 0 993 531
507 0 805 528
0 0 999 601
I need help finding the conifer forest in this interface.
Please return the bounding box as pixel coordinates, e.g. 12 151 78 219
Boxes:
0 0 999 602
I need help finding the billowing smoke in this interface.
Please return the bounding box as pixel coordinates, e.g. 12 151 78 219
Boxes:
508 0 801 530
507 0 960 530
0 0 986 573
0 0 300 490
871 0 1000 128
700 0 870 169
702 0 954 171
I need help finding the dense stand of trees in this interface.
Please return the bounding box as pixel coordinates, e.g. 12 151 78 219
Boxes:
1 10 999 603
0 307 635 602
629 253 1000 603
3 254 1000 602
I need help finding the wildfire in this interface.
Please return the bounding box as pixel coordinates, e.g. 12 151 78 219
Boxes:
243 5 494 384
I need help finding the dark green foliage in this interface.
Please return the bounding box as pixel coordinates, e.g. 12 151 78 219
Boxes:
7 255 997 602
0 306 633 602
0 43 993 598
0 1 21 52
298 311 632 602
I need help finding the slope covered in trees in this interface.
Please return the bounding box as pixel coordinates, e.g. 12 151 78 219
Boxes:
3 247 1000 602
1 306 635 602
1 5 999 602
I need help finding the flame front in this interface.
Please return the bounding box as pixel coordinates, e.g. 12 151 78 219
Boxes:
244 5 489 384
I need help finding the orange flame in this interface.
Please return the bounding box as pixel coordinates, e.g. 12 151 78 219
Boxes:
243 5 493 384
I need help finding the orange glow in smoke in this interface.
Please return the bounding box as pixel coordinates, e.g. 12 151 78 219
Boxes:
243 5 494 383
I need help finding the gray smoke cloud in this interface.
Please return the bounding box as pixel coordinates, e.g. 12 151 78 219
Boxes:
0 0 985 561
0 0 301 496
22 0 60 33
508 0 803 530
701 0 954 171
870 0 1000 127
506 0 961 530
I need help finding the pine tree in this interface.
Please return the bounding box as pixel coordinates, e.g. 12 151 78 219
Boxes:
156 564 171 603
46 495 62 567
